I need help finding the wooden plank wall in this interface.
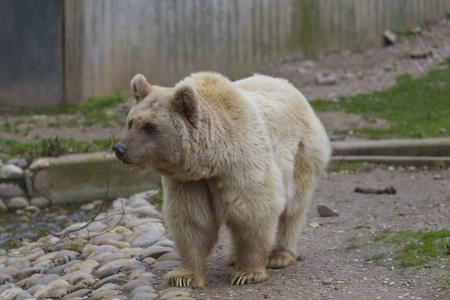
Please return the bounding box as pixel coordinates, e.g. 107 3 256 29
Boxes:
0 0 63 109
2 0 450 107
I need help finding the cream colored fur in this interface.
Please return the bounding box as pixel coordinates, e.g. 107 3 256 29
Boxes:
115 72 331 288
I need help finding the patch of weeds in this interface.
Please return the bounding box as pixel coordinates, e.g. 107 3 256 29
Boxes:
64 119 79 128
393 25 410 36
366 253 385 265
310 67 450 139
47 122 57 128
2 120 12 132
79 92 125 127
146 190 163 211
441 57 450 66
345 237 361 250
17 105 77 116
373 230 450 268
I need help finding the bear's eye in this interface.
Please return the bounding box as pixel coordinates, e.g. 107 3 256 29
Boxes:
128 120 133 130
143 123 155 134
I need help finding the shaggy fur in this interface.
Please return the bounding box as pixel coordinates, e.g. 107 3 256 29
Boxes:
114 72 331 288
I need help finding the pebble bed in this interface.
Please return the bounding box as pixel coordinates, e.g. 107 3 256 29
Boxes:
0 190 195 300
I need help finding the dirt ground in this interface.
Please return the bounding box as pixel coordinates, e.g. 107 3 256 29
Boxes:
164 168 449 300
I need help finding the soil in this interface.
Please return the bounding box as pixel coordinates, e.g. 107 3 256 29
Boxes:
167 168 450 299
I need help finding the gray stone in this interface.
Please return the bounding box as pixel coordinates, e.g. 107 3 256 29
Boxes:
0 199 7 212
131 293 159 300
17 159 28 169
93 259 137 275
0 283 15 294
129 286 156 298
90 289 120 299
160 290 191 300
127 197 151 208
61 288 90 300
383 29 397 45
29 158 49 170
30 196 50 208
93 274 127 289
9 259 30 270
0 164 24 179
316 72 337 85
15 291 33 300
0 287 23 300
0 266 18 277
97 267 120 280
33 170 51 195
89 234 123 246
130 234 161 247
91 252 125 264
33 279 70 299
62 271 94 285
150 260 180 270
0 183 25 198
139 246 173 260
88 245 119 258
25 273 61 289
0 273 12 284
15 266 43 280
122 279 152 293
47 259 81 275
25 284 45 296
121 260 147 272
155 239 175 248
6 158 19 165
5 197 29 210
317 204 339 217
157 252 180 262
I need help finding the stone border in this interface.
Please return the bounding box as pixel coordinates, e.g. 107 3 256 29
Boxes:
0 190 195 300
331 155 450 166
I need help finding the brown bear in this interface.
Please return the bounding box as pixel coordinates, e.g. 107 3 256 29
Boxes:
113 72 331 288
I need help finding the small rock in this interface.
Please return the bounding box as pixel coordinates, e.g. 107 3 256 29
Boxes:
80 202 96 211
64 239 85 252
122 279 152 293
317 204 339 217
150 260 180 270
0 183 25 198
383 30 397 45
122 260 147 272
33 170 51 195
17 159 28 169
410 48 432 58
88 245 119 258
89 234 123 246
30 197 50 208
322 278 333 285
160 290 191 300
80 244 98 258
129 286 156 298
9 259 30 270
29 158 49 170
0 266 18 277
139 246 173 260
5 197 29 211
96 267 121 280
90 289 120 299
91 252 125 264
93 274 127 289
433 174 442 180
0 273 13 284
142 257 156 266
0 164 24 179
25 274 61 289
66 260 99 274
308 221 320 228
131 293 159 300
47 259 81 276
33 279 70 299
157 252 181 262
62 271 94 285
0 287 23 300
15 266 42 280
14 291 33 300
61 288 90 300
315 72 337 85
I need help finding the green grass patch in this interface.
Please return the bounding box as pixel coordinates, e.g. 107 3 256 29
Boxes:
16 105 77 116
64 119 79 128
0 137 119 159
146 190 163 211
393 25 410 36
328 161 387 173
79 92 125 127
310 67 450 139
373 230 450 267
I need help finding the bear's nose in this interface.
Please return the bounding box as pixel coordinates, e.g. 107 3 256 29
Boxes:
112 144 126 160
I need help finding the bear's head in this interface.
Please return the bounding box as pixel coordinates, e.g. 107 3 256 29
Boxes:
113 74 201 177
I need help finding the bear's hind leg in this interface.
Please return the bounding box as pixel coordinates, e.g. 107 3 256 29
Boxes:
268 142 327 269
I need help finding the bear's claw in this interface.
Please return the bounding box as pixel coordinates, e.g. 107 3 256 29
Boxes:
230 270 267 285
169 276 192 287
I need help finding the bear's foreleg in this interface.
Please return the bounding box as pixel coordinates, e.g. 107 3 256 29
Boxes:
226 206 279 285
163 178 219 288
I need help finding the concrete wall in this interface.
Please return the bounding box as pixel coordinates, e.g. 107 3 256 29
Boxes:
1 0 450 108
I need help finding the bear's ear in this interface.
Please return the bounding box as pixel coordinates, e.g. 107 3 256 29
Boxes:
172 85 199 128
130 74 152 102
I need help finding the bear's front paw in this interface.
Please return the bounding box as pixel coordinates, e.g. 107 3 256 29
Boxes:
166 268 204 288
267 250 296 269
230 269 268 285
